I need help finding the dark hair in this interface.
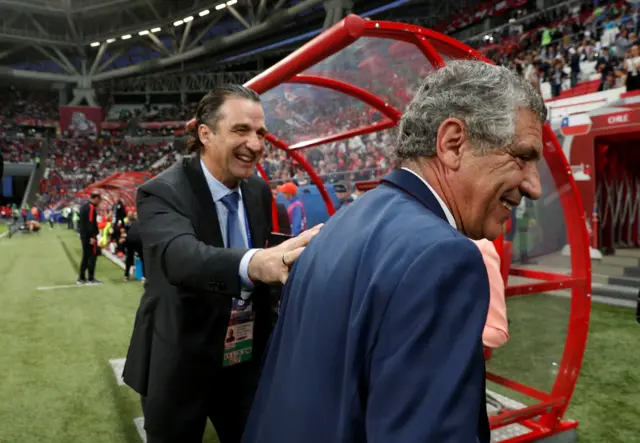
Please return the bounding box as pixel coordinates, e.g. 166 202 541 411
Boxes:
90 192 101 199
185 84 261 154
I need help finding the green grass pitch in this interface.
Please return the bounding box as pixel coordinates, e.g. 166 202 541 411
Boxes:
0 228 638 442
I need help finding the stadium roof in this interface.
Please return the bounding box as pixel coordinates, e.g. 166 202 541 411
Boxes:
0 0 476 85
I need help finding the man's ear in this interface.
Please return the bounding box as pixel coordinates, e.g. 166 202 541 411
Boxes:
197 123 211 145
435 118 466 170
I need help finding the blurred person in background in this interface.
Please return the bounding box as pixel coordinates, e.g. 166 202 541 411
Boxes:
113 199 126 224
26 219 41 233
569 47 581 88
242 60 545 443
277 181 306 235
596 47 618 91
624 44 640 90
123 212 144 281
122 85 320 443
43 207 54 229
270 186 291 235
602 71 619 89
77 193 102 285
550 59 566 97
333 181 353 210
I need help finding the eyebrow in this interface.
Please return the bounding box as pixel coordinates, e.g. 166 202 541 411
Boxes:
515 144 542 161
231 123 268 134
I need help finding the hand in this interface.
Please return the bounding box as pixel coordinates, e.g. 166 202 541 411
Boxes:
89 237 96 245
248 224 323 285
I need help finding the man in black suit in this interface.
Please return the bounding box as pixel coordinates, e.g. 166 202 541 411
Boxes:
270 185 292 235
122 85 320 443
123 213 144 281
112 199 126 224
77 192 101 285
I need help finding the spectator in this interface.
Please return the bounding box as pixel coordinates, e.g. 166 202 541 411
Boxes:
596 47 618 90
551 59 566 97
624 44 640 90
277 182 307 236
569 47 581 88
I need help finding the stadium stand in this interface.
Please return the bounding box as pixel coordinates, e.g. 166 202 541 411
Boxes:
1 0 638 213
2 2 640 443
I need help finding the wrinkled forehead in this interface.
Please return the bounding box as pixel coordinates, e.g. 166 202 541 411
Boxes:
514 109 544 158
219 97 267 130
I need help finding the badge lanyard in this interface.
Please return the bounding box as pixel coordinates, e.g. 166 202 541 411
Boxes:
222 206 255 367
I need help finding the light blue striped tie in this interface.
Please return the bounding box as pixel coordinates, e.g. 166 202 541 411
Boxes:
221 191 244 248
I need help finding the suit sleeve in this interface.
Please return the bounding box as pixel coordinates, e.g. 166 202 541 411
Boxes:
89 205 99 237
137 179 248 296
78 204 89 237
366 238 490 443
238 178 273 288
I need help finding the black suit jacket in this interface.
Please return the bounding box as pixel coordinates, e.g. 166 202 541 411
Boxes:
125 221 142 246
122 155 273 418
275 202 291 235
78 201 99 240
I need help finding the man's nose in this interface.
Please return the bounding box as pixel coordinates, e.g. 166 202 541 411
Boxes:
246 133 264 152
520 163 542 200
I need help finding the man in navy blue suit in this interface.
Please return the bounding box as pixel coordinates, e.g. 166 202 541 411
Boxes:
241 60 546 443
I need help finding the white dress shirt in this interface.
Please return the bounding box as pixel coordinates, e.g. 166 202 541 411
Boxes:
201 159 258 293
401 167 457 230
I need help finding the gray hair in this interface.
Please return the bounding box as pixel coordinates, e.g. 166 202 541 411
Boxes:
394 60 547 161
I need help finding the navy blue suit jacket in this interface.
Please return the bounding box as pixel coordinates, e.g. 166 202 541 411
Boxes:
242 169 491 443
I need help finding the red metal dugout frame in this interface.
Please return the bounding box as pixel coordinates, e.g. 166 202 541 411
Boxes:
75 171 153 214
191 14 590 442
74 13 591 442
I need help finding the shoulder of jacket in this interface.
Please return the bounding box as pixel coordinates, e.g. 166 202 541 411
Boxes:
245 174 269 190
139 161 185 193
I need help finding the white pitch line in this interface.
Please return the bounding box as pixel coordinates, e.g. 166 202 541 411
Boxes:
0 231 9 239
36 283 102 291
109 358 126 386
134 417 147 442
110 359 147 442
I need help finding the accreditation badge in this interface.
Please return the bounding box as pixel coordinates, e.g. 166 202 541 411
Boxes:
222 298 254 367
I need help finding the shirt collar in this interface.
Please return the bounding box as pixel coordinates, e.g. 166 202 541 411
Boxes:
401 167 457 229
200 158 240 202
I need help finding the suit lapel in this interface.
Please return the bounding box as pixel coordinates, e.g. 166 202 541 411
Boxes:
183 155 224 247
241 179 265 248
381 168 448 224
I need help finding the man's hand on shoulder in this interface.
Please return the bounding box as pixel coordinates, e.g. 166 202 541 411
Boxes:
248 224 323 285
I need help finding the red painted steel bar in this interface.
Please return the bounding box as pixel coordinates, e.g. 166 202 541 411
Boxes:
536 126 592 427
289 120 397 151
288 75 403 121
486 372 552 402
490 398 566 429
255 163 279 233
510 268 573 281
245 15 366 94
505 278 586 298
167 15 592 440
412 34 446 69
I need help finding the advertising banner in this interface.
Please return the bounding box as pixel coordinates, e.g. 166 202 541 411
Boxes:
59 106 103 138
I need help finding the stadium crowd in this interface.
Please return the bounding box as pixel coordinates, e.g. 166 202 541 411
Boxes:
38 139 179 208
1 0 638 214
479 0 639 95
